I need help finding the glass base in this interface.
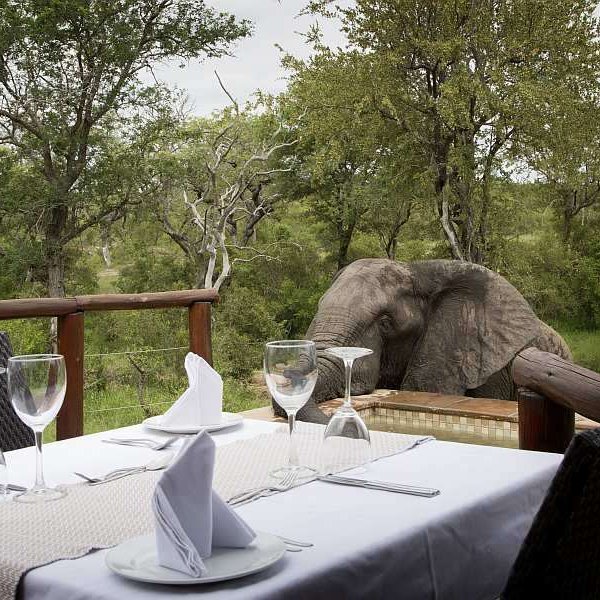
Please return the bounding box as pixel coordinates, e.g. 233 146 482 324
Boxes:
14 485 67 504
324 406 371 442
322 406 371 474
269 465 317 481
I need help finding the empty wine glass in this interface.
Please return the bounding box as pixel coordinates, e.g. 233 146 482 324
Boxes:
8 354 67 503
264 340 317 479
322 347 373 472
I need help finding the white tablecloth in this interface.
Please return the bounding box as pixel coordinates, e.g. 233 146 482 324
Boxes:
5 419 561 600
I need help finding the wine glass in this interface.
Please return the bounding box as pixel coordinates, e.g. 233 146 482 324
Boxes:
322 347 373 472
264 340 317 479
8 354 67 503
0 449 6 498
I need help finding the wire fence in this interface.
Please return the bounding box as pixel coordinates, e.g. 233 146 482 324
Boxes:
83 345 189 434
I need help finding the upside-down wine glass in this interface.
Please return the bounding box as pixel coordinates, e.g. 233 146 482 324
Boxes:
322 347 373 472
8 354 67 503
264 340 318 480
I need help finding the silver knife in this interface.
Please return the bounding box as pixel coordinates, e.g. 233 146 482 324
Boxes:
7 484 27 493
319 474 440 498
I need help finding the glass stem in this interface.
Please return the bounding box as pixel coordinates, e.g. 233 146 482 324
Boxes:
287 411 298 467
343 359 354 409
34 430 46 490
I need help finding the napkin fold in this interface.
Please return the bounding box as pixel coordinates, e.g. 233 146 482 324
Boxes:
161 352 222 427
152 431 256 576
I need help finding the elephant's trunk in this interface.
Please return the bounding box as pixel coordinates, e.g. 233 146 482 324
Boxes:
273 348 345 423
275 309 380 424
312 353 345 403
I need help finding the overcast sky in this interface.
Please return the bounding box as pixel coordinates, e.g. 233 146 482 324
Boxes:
151 1 600 116
149 1 348 115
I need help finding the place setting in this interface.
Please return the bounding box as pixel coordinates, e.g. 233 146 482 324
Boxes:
97 353 243 458
105 431 289 586
0 322 568 600
141 352 243 435
0 341 437 598
102 339 436 587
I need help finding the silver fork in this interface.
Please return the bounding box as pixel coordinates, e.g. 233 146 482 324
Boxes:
101 436 179 451
228 470 299 507
74 452 174 485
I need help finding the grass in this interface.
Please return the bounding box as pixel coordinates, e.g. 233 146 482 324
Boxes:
553 325 600 373
81 377 268 435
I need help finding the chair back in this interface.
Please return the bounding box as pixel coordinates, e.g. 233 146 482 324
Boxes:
0 333 34 451
502 428 600 599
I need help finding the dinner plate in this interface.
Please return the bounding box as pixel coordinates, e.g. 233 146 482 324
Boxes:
142 412 243 434
106 531 286 585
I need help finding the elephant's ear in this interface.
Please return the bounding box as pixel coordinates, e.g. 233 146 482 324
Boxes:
401 265 539 394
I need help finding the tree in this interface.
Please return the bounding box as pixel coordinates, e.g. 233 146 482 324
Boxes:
525 98 600 244
0 0 249 296
361 159 414 260
282 50 412 269
309 0 600 264
152 98 297 291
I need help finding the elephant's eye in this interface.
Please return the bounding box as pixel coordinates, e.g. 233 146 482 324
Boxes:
378 315 394 334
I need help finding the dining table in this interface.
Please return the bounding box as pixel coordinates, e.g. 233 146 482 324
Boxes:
5 418 561 600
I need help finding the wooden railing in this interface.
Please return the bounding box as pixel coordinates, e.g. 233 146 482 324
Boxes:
0 289 219 440
513 347 600 453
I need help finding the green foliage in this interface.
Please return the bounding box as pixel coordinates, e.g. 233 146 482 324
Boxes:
553 326 600 373
307 0 600 264
213 288 284 379
1 0 600 433
0 319 49 354
569 238 600 329
500 219 600 329
0 0 250 295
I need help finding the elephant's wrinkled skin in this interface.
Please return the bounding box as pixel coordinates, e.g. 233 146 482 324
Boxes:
278 259 572 424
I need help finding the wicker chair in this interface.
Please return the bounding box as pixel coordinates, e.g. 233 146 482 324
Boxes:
0 333 34 451
502 428 600 599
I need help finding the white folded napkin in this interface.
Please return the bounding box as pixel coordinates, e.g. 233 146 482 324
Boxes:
161 353 222 427
152 431 256 576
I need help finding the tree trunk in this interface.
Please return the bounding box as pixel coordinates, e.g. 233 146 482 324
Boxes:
101 222 112 267
432 130 466 262
562 204 574 244
385 236 397 260
382 203 411 260
44 197 69 297
46 247 66 298
44 200 69 351
46 248 65 352
336 221 355 271
439 190 466 261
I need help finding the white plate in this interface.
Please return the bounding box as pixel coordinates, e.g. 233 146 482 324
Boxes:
106 531 286 585
142 412 243 434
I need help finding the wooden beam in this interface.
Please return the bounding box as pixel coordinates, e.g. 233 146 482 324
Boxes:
513 348 600 423
517 387 574 453
0 290 219 436
0 298 77 319
188 302 213 365
76 289 219 312
0 290 219 319
56 312 84 439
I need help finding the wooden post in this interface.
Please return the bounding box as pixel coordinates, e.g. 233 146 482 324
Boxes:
188 302 213 365
56 312 84 439
518 387 574 453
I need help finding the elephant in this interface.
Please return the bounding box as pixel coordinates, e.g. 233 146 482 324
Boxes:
277 259 572 424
